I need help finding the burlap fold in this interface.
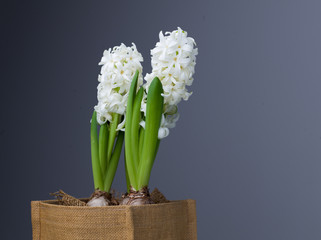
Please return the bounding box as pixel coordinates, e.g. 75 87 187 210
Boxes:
31 199 197 240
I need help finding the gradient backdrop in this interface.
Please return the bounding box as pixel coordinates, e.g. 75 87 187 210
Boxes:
2 1 321 239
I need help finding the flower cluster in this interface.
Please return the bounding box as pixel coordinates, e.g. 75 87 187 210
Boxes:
94 43 143 125
143 27 198 139
89 28 198 199
145 27 198 106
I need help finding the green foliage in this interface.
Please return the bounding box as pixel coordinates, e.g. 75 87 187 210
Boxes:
91 111 123 192
125 74 164 190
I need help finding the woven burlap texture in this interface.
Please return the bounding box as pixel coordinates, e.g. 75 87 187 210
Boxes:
31 199 197 240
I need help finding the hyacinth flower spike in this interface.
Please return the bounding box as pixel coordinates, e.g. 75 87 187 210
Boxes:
89 43 143 206
123 27 197 205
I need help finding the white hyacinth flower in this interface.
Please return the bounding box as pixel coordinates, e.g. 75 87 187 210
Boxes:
157 112 180 139
94 43 143 125
142 27 197 139
145 27 198 106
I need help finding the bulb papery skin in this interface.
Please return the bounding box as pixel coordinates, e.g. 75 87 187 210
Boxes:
94 43 144 126
86 196 109 207
123 187 154 206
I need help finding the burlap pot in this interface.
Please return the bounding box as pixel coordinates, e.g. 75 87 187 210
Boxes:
31 199 197 240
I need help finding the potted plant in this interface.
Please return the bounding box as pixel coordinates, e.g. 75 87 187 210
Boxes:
31 27 198 240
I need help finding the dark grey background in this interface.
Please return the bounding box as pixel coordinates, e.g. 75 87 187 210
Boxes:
1 0 321 239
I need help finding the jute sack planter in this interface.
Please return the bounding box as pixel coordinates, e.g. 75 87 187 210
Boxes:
31 199 197 240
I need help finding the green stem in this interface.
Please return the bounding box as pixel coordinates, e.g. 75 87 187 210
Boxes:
99 122 109 177
104 131 124 192
107 113 120 169
131 87 144 168
125 70 139 189
90 111 104 190
138 77 163 189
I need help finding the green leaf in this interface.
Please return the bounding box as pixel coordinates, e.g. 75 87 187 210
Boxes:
107 113 120 168
124 70 139 189
99 122 109 177
90 111 104 190
138 77 163 189
131 87 144 167
138 127 145 160
104 131 124 192
124 154 130 192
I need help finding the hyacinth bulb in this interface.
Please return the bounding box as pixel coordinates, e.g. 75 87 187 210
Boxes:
86 189 111 207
